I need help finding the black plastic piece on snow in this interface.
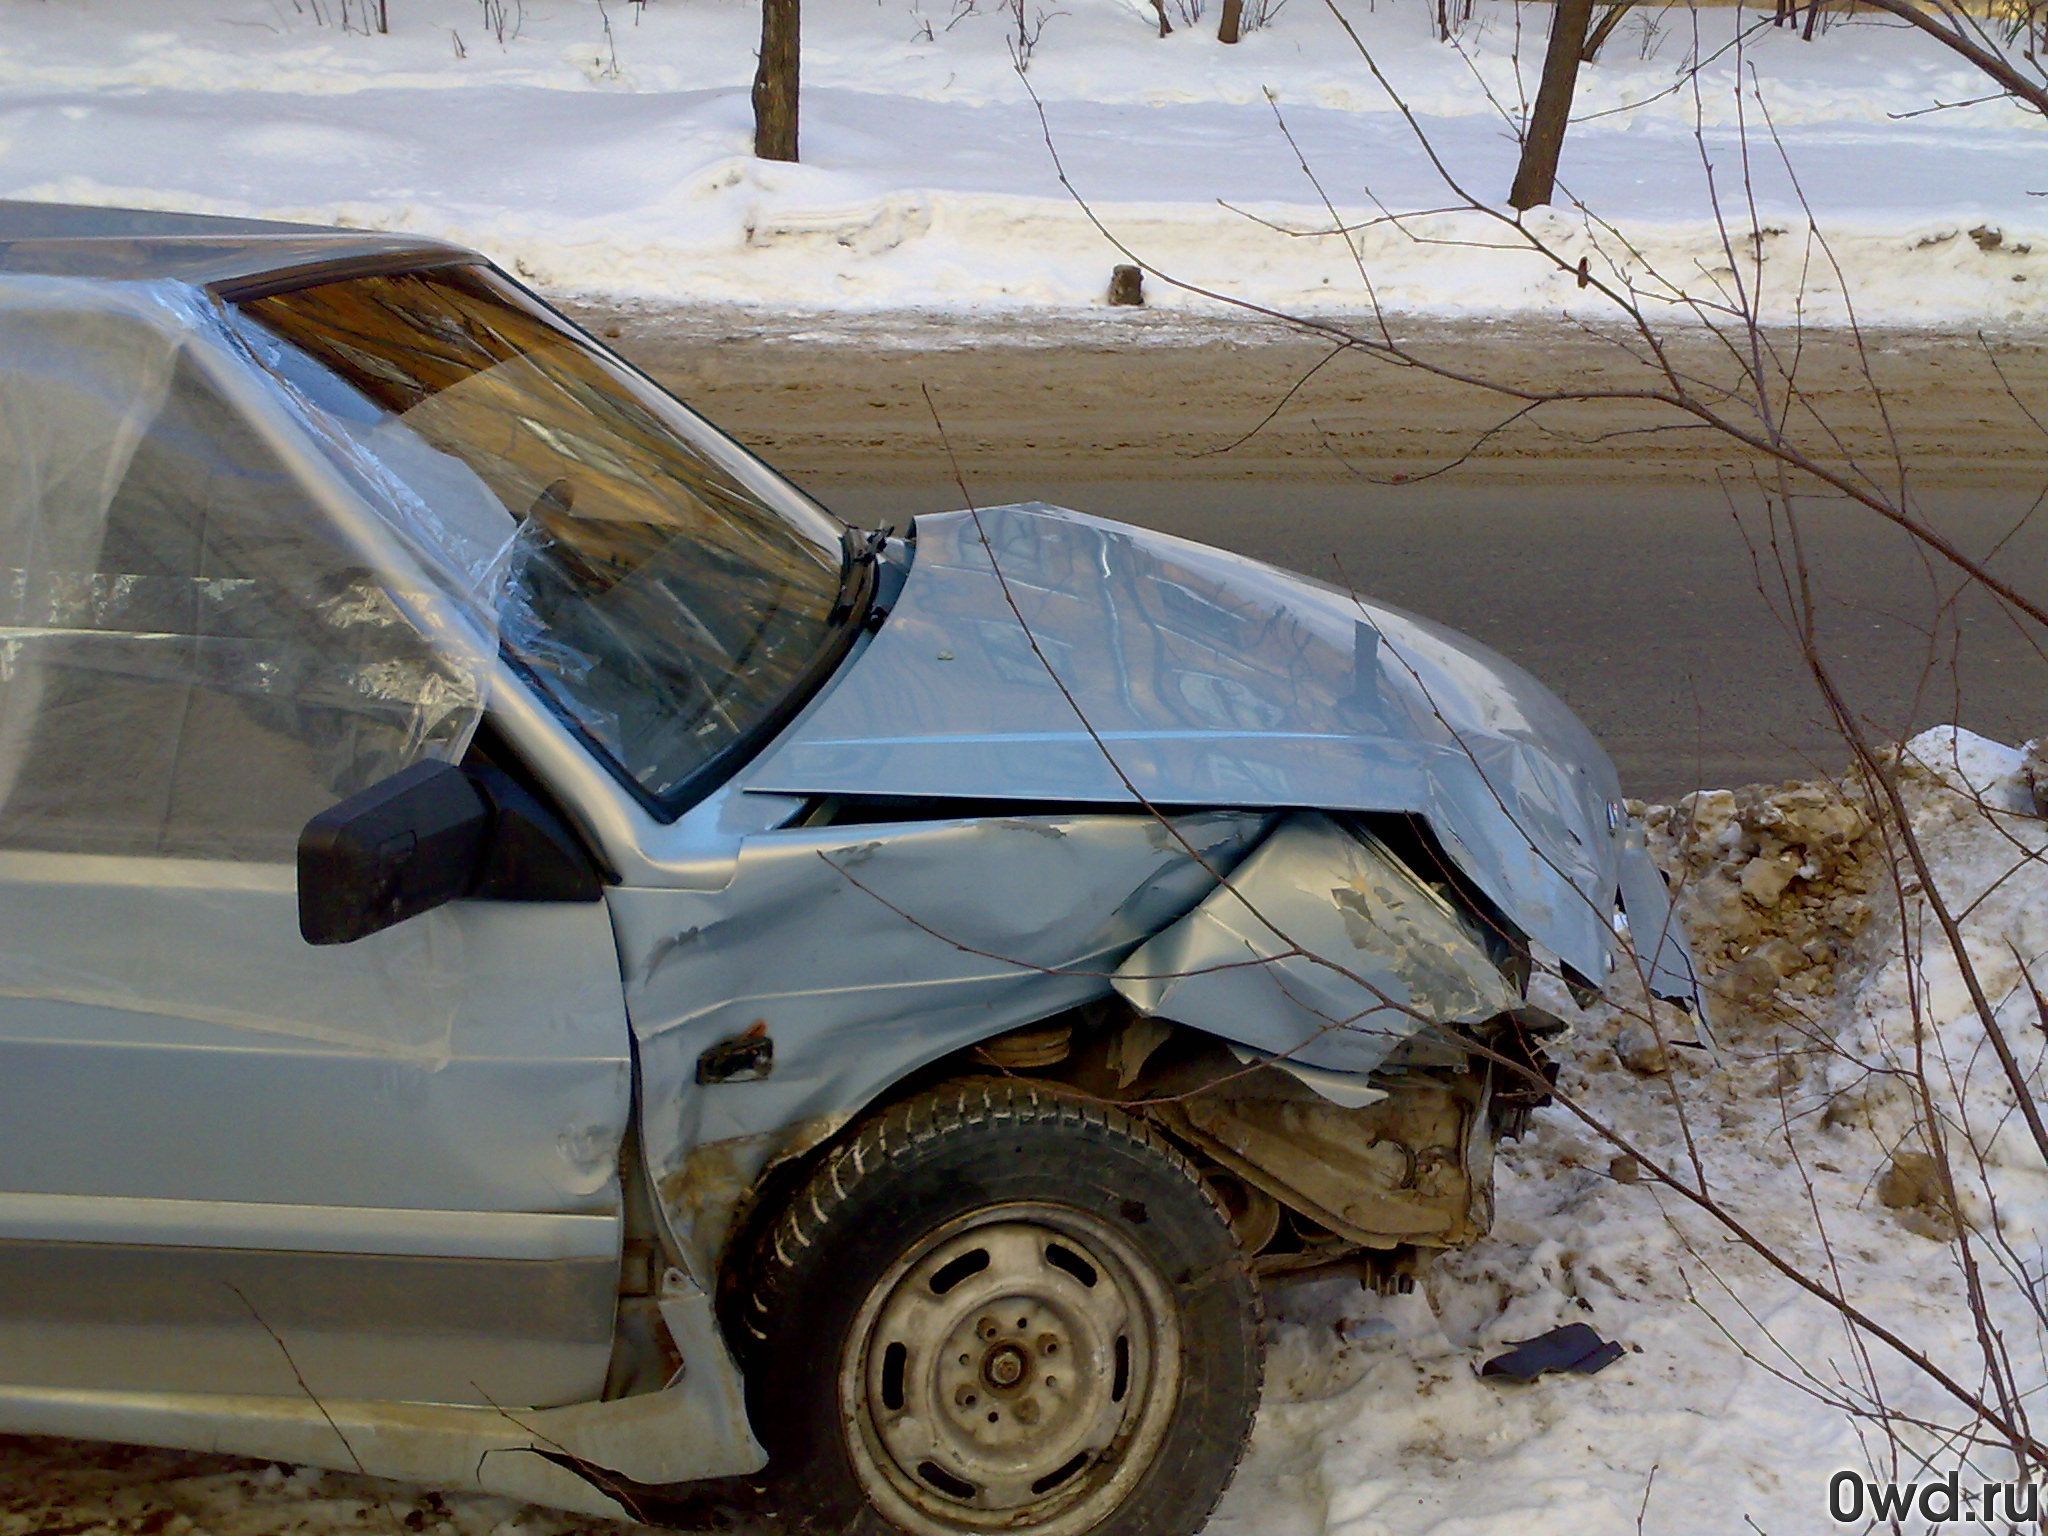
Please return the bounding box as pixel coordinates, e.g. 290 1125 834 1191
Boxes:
1479 1322 1625 1383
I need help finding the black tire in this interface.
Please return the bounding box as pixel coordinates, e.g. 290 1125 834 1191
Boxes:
740 1079 1262 1536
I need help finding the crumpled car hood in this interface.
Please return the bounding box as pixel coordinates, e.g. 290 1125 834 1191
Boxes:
746 503 1697 1002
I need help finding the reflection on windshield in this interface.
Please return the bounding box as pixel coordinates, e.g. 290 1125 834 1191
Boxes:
241 265 847 805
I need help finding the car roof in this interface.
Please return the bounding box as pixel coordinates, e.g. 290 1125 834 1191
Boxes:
0 201 479 298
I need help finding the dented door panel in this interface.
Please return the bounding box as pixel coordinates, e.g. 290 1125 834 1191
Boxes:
0 860 633 1407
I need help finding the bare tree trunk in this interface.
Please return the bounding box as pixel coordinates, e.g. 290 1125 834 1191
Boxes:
753 0 800 162
1579 0 1641 62
1218 0 1245 43
1508 0 1596 210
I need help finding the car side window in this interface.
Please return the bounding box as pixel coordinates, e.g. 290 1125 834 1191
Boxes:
0 353 470 862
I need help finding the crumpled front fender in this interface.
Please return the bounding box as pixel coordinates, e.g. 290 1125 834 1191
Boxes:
1111 812 1520 1077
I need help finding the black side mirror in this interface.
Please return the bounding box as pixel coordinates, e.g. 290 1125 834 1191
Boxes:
298 762 490 945
298 760 602 945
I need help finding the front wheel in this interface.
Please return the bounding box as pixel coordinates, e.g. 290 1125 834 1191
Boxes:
739 1080 1262 1536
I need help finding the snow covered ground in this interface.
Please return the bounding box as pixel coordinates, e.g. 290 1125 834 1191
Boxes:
0 0 2042 324
7 728 2048 1535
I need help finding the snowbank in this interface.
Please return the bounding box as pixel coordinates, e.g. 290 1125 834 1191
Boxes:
0 0 2042 324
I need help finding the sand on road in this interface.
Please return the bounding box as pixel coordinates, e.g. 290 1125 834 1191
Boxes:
561 305 2048 496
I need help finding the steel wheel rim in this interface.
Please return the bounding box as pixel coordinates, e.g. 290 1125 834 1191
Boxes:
839 1200 1183 1536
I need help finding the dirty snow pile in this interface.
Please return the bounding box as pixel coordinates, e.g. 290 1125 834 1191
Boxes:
0 0 2043 325
8 726 2048 1535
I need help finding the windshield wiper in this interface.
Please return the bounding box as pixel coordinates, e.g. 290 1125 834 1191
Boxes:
830 526 891 626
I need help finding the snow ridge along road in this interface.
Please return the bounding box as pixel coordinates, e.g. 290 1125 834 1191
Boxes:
1 0 2044 324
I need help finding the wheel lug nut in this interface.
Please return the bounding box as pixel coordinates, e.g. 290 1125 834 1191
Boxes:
977 1317 998 1340
1037 1333 1060 1355
985 1345 1026 1387
1016 1398 1041 1425
955 1387 978 1408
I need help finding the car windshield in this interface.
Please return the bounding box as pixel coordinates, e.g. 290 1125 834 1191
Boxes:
238 264 851 808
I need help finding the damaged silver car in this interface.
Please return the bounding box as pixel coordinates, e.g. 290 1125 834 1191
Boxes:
0 201 1709 1536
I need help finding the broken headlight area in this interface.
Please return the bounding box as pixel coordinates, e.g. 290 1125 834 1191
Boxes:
958 997 1564 1290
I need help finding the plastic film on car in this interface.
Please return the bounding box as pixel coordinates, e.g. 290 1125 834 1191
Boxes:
0 275 505 1052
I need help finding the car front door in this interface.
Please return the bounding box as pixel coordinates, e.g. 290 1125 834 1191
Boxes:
0 321 632 1410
